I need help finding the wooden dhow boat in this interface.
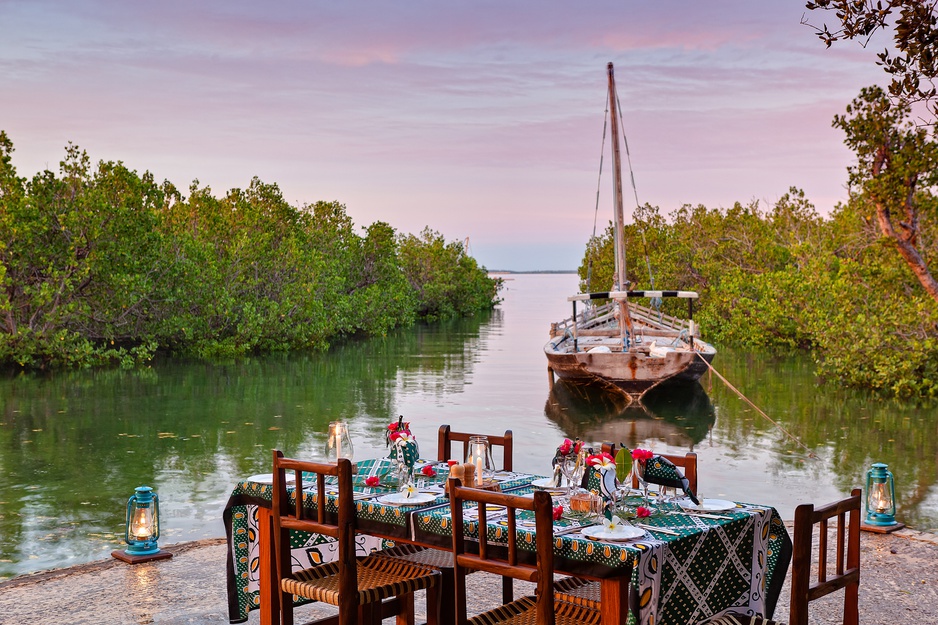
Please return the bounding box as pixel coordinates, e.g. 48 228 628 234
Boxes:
544 63 716 398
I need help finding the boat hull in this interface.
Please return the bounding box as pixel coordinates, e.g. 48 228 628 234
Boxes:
544 340 715 396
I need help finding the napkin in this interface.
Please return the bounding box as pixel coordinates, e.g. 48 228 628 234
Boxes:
643 455 700 505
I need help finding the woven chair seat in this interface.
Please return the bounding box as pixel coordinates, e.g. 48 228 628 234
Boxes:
552 576 601 610
375 543 455 570
283 555 439 607
703 613 780 625
467 596 601 625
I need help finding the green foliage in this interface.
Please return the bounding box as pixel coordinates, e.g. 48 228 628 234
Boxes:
398 228 502 322
0 135 501 369
579 185 938 398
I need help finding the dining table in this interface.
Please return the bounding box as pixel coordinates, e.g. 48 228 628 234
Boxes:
223 456 792 625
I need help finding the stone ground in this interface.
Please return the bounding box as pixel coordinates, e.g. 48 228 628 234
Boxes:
0 526 936 624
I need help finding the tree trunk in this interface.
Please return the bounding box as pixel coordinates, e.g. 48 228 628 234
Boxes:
874 200 938 302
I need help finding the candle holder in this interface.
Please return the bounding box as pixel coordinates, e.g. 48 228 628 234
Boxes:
326 420 354 463
112 486 173 564
861 462 904 533
466 435 495 486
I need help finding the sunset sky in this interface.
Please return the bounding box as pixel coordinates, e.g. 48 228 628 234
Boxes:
2 1 886 270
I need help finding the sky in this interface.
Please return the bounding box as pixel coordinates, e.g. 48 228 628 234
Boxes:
2 1 888 271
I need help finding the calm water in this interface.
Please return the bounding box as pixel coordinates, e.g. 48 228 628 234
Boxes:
1 272 936 579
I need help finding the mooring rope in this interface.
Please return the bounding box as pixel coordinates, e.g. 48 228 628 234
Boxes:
695 352 818 460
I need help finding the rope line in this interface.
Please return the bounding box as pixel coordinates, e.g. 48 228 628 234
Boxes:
695 353 818 460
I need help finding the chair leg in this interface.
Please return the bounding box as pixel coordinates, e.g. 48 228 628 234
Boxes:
396 592 416 625
501 575 513 605
431 568 453 625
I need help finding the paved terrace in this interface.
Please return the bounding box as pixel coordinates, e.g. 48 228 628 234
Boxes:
0 526 936 624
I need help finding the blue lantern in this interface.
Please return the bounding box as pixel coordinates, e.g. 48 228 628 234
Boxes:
112 486 172 563
864 463 898 527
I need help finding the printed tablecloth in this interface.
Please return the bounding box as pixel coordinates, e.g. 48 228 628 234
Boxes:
222 458 534 623
413 489 791 625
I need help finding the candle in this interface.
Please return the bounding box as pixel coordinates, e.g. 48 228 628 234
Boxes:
476 457 483 485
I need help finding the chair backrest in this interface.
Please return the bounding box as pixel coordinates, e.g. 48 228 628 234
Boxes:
630 451 698 493
271 451 358 619
789 488 861 625
449 478 555 625
438 425 514 471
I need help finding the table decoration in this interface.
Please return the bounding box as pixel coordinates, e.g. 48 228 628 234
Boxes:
641 454 701 505
386 415 419 487
325 420 354 463
585 450 619 517
552 437 585 492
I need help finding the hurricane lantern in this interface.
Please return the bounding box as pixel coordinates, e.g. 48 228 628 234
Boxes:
326 420 354 462
112 485 172 564
863 462 903 532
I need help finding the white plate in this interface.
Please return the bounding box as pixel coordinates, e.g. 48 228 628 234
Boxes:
676 498 737 513
246 473 295 484
376 492 438 506
530 477 564 491
580 525 645 542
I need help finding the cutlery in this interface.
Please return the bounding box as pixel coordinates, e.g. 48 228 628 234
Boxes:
634 523 679 536
669 511 733 520
555 523 599 536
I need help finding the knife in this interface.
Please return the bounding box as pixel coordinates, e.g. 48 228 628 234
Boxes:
635 523 679 536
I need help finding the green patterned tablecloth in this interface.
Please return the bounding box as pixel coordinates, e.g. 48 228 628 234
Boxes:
223 458 535 623
224 460 790 625
413 491 791 625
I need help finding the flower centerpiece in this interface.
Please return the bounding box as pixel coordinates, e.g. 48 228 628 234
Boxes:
386 415 418 487
552 438 585 491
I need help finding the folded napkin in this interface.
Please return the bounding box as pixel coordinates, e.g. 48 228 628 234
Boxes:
643 455 700 505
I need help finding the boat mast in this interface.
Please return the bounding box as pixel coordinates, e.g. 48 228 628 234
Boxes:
607 62 634 345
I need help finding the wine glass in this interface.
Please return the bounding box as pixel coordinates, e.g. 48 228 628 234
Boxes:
560 454 583 495
633 458 651 508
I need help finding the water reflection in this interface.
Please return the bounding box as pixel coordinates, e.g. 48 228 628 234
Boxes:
0 274 936 580
544 380 716 448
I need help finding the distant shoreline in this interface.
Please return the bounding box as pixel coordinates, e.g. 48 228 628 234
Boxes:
488 270 577 274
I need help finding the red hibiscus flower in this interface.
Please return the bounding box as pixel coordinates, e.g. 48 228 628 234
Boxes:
636 506 652 518
421 465 437 477
631 448 654 462
552 505 564 521
365 476 380 487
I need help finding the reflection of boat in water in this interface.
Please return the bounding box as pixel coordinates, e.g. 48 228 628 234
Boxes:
544 63 716 398
544 378 715 448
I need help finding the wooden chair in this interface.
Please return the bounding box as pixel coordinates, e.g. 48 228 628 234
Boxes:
269 451 441 625
377 427 517 624
449 478 602 625
704 488 861 625
437 425 514 471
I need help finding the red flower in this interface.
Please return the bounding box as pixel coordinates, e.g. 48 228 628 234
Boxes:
636 506 652 518
421 465 437 477
573 440 584 454
558 438 573 455
365 476 380 487
631 448 654 462
389 431 402 442
552 505 564 521
387 423 399 431
587 452 615 468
